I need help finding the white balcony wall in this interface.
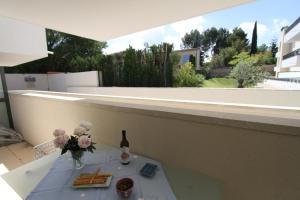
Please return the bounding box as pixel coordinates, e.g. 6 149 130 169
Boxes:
47 73 67 92
289 67 300 72
8 91 300 200
278 71 300 79
281 55 300 68
285 22 300 43
263 79 300 90
0 16 47 66
66 71 99 87
5 71 99 92
292 41 300 51
5 74 48 90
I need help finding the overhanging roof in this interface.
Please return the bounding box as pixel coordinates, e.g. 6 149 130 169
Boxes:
0 0 254 41
0 16 48 67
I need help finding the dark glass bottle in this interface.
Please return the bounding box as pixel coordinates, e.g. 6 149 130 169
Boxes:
120 130 130 165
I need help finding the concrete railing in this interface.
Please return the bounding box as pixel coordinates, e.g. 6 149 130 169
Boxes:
8 90 300 200
67 87 300 107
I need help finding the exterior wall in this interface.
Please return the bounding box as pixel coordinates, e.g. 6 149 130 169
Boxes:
8 92 300 200
5 74 48 91
285 21 300 42
47 73 67 92
174 48 201 70
281 41 290 57
275 17 300 78
66 71 99 87
5 71 99 92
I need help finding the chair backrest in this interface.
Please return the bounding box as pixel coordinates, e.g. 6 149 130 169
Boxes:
33 139 58 159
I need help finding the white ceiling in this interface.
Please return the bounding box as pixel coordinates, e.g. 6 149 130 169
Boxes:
0 0 254 41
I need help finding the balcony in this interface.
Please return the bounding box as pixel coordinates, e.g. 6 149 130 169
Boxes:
281 48 300 68
285 17 300 43
278 71 300 79
0 89 299 200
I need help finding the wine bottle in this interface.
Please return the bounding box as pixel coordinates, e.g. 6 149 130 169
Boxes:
120 130 130 165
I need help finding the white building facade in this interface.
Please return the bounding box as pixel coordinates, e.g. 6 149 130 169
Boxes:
275 17 300 79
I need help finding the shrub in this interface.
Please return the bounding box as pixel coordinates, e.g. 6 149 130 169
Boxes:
174 62 205 87
230 60 269 88
229 51 276 66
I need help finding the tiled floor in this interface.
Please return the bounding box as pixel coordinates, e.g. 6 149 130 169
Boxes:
0 142 34 171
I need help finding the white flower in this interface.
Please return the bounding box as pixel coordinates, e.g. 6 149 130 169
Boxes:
74 127 87 137
80 121 92 131
53 129 65 137
53 134 69 149
78 135 92 148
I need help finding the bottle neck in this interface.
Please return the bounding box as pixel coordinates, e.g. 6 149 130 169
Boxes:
121 131 129 147
122 132 126 140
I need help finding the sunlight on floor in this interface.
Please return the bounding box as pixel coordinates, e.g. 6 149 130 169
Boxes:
0 144 33 200
0 164 8 175
0 176 22 200
0 142 34 170
0 164 22 200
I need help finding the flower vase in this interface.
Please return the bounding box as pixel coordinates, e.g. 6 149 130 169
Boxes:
64 151 72 160
71 150 85 170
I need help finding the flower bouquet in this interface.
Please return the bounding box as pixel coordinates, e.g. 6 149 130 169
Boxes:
53 121 96 169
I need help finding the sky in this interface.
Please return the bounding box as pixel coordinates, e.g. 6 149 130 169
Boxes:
103 0 300 54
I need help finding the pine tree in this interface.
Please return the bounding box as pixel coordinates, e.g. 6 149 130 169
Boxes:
250 21 258 55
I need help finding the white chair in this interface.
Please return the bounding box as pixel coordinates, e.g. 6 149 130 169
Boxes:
33 140 57 159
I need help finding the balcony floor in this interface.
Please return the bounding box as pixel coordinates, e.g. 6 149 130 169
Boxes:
0 142 34 171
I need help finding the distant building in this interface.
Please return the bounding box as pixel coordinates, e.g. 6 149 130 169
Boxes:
174 47 202 70
274 17 300 79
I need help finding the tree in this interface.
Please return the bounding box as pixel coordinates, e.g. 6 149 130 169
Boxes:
108 43 175 87
213 28 230 54
161 43 174 87
181 27 248 62
123 46 138 86
202 27 218 54
210 47 237 67
228 27 249 53
270 39 278 58
182 27 232 66
257 44 268 53
174 62 205 87
200 27 230 55
5 29 107 73
250 21 258 55
182 29 203 49
230 60 269 88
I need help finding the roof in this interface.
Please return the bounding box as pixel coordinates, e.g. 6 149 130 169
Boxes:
0 0 254 41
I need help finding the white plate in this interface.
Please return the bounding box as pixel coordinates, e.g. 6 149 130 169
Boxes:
72 175 113 188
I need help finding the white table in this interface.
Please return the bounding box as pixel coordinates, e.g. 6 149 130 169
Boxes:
1 144 222 200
